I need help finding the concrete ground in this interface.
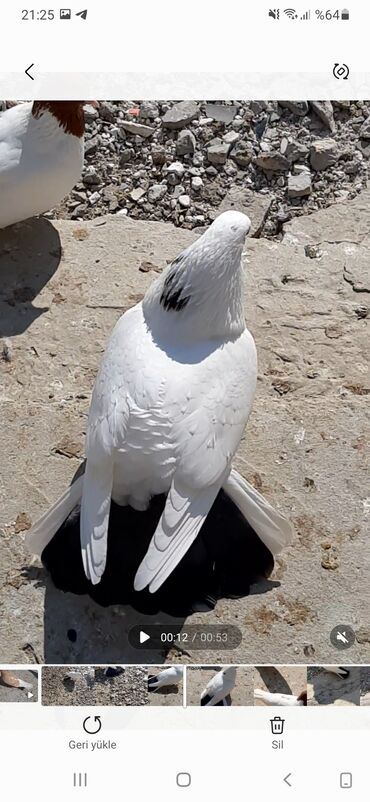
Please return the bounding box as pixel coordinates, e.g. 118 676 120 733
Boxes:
0 669 38 702
187 667 253 706
41 666 147 705
0 190 369 666
307 666 360 706
360 667 370 705
253 665 307 704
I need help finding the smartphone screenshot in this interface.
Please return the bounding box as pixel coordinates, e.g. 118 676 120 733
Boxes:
0 2 369 799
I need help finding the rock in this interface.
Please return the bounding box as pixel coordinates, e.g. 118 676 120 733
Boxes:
223 131 239 145
88 191 101 206
1 338 12 362
139 101 159 120
176 129 196 156
359 140 370 158
280 138 309 162
204 103 238 124
310 101 336 133
255 152 290 172
71 204 87 218
83 103 99 121
293 164 311 174
192 152 204 167
151 146 167 166
310 138 339 171
205 166 218 177
231 140 254 168
217 187 273 237
120 148 134 166
84 136 99 156
162 101 199 129
288 172 312 198
207 142 231 166
279 101 309 116
120 121 155 138
178 194 190 208
191 176 203 191
165 161 185 179
358 117 370 139
98 102 117 123
130 187 146 202
83 166 100 186
305 244 323 259
147 183 167 203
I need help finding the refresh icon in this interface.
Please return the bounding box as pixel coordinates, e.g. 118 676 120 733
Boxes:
83 715 102 735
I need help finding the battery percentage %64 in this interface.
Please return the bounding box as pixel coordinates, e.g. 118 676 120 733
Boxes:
316 9 349 20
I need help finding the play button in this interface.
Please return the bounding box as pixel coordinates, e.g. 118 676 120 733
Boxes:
139 630 150 644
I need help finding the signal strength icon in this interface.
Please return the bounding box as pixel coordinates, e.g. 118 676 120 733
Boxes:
284 8 298 18
301 9 311 19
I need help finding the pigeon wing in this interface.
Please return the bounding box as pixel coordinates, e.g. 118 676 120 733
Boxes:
80 309 140 584
134 329 257 593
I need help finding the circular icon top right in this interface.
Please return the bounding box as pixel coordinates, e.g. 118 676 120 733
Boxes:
333 63 350 80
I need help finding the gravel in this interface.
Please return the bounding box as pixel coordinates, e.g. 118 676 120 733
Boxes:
38 99 370 237
41 666 148 705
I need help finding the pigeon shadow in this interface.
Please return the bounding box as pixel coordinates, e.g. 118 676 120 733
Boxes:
0 217 61 336
24 567 185 664
24 462 277 664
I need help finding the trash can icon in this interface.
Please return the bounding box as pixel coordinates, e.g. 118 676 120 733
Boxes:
270 716 285 735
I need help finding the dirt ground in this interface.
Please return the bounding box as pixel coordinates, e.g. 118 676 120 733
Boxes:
253 665 307 704
0 190 369 666
41 665 147 706
186 666 253 706
307 666 360 706
0 669 38 702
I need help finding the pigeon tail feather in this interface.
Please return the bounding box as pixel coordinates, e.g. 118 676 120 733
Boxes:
26 475 84 556
223 469 293 556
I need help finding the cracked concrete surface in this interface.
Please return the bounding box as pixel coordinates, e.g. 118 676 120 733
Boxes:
0 192 369 665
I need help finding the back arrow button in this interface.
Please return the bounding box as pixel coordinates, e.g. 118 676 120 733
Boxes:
25 64 35 80
283 773 292 787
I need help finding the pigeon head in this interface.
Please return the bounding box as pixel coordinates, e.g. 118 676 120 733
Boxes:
222 666 236 677
143 211 251 342
31 101 92 137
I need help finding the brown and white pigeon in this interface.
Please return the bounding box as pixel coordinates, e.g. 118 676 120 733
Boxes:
0 101 90 228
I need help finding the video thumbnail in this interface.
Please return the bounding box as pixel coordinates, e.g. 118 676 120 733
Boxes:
0 668 38 702
0 99 368 668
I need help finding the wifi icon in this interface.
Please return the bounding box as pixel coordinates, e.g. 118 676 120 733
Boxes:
284 8 298 18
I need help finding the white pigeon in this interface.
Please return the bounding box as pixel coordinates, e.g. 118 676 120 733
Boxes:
254 689 307 706
148 666 183 691
27 211 293 593
322 666 350 679
0 101 86 229
200 666 237 706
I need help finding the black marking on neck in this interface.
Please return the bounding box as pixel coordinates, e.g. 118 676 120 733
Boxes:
160 258 190 311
